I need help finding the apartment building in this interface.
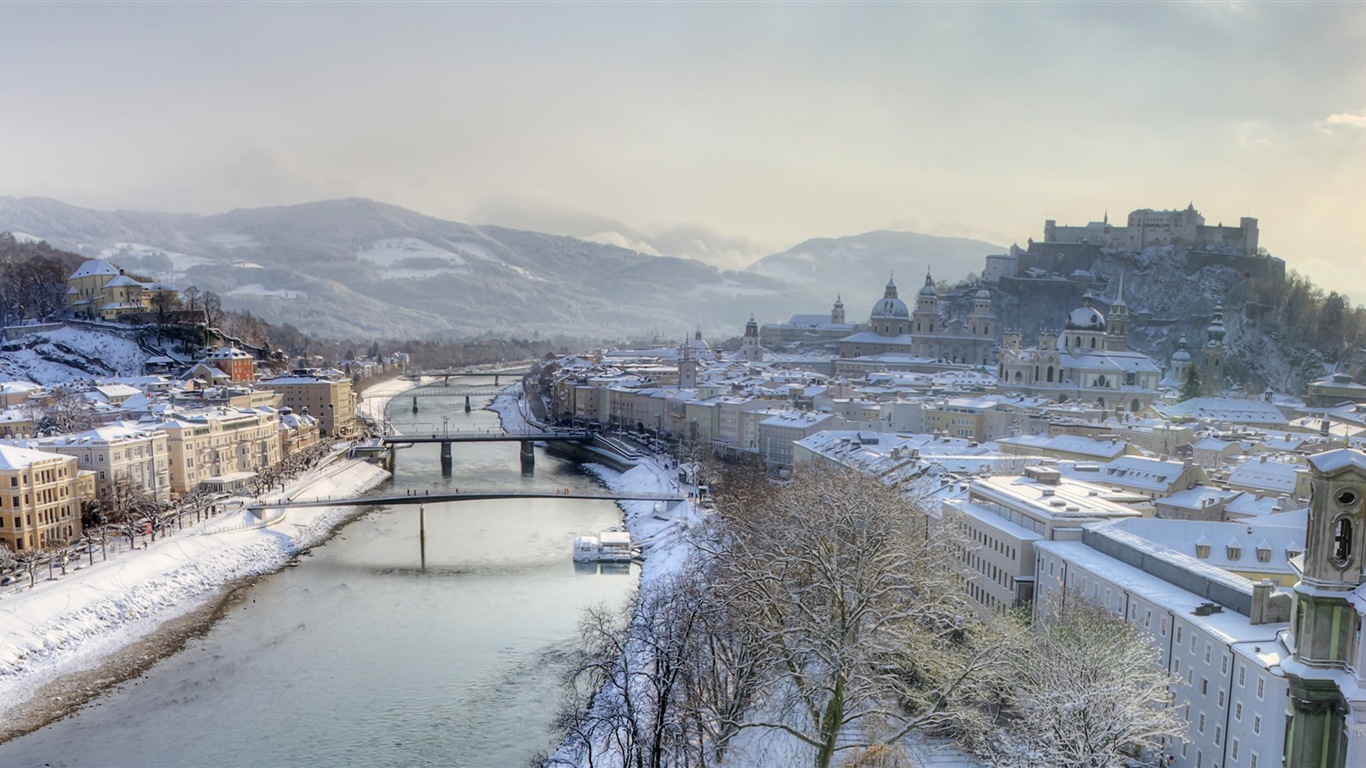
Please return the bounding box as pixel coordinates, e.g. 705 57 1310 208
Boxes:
0 445 88 552
156 407 282 495
39 425 172 503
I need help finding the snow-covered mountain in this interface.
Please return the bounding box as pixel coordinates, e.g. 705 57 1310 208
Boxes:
0 197 995 340
748 230 1004 298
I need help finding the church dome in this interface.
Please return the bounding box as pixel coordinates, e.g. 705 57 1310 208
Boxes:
974 288 991 300
872 296 910 320
1065 305 1106 332
1171 336 1192 363
872 276 909 320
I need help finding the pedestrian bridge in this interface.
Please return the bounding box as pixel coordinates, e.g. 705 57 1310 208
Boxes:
246 488 687 513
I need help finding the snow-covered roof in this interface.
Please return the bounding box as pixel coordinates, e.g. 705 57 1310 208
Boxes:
1307 448 1366 476
1227 456 1302 493
0 443 70 470
68 259 120 279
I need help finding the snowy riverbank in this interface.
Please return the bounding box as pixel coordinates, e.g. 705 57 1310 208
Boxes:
0 377 420 740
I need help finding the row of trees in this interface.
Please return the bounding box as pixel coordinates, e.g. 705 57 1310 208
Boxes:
546 465 1184 768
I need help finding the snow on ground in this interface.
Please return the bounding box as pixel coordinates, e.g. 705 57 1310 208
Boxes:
226 283 309 300
0 398 402 721
356 237 468 268
0 454 389 715
0 326 148 385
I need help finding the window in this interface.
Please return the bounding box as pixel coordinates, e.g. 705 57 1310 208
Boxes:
1253 714 1261 734
1198 713 1206 733
1177 626 1183 644
1334 516 1354 568
1232 740 1239 760
1201 678 1208 695
1257 546 1271 562
1256 679 1264 700
1196 543 1210 558
1227 545 1241 560
1235 702 1242 721
1238 665 1246 687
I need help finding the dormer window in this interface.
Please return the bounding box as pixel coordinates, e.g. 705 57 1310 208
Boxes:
1256 546 1271 563
1226 545 1241 561
1196 544 1211 558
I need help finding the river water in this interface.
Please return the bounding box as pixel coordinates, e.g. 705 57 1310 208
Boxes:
0 380 636 768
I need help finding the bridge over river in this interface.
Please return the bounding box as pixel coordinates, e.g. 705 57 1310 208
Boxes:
246 488 686 513
381 429 595 475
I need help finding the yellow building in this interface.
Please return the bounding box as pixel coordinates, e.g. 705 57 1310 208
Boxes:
0 445 87 552
258 374 356 438
65 259 178 322
156 407 283 496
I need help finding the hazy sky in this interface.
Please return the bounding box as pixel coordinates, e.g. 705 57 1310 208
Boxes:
2 3 1363 293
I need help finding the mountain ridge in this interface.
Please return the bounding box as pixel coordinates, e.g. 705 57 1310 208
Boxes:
0 196 1001 340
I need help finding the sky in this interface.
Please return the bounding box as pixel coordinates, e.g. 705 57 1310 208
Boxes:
1 3 1364 294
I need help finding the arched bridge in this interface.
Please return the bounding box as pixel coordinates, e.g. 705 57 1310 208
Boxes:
246 489 687 514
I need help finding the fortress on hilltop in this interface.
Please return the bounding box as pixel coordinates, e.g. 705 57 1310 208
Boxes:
983 203 1284 285
1043 203 1259 256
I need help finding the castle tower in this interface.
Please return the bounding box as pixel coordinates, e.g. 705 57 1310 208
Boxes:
1201 304 1227 396
912 271 939 335
738 314 764 363
831 295 845 325
1284 449 1366 768
1106 273 1129 352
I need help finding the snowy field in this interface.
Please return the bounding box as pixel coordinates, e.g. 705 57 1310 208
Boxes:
0 326 149 385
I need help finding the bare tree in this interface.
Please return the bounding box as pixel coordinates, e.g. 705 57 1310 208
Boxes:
35 387 98 435
708 463 1010 768
972 594 1186 768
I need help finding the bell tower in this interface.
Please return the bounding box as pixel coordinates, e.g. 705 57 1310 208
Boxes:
738 315 764 363
1106 273 1129 352
1285 449 1366 768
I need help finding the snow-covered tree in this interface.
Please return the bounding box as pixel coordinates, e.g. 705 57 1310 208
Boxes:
976 595 1185 768
709 463 1009 768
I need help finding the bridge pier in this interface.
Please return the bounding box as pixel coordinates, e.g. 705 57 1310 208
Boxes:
520 440 535 475
440 441 453 476
464 395 471 413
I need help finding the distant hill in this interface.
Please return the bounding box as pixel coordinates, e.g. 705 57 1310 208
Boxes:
0 197 994 341
747 230 1004 303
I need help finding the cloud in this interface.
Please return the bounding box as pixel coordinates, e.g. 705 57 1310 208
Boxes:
1318 111 1366 131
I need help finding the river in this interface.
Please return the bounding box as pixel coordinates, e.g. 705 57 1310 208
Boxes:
0 379 636 768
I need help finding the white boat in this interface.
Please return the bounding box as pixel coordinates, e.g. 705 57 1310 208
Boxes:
572 535 601 562
597 530 633 562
